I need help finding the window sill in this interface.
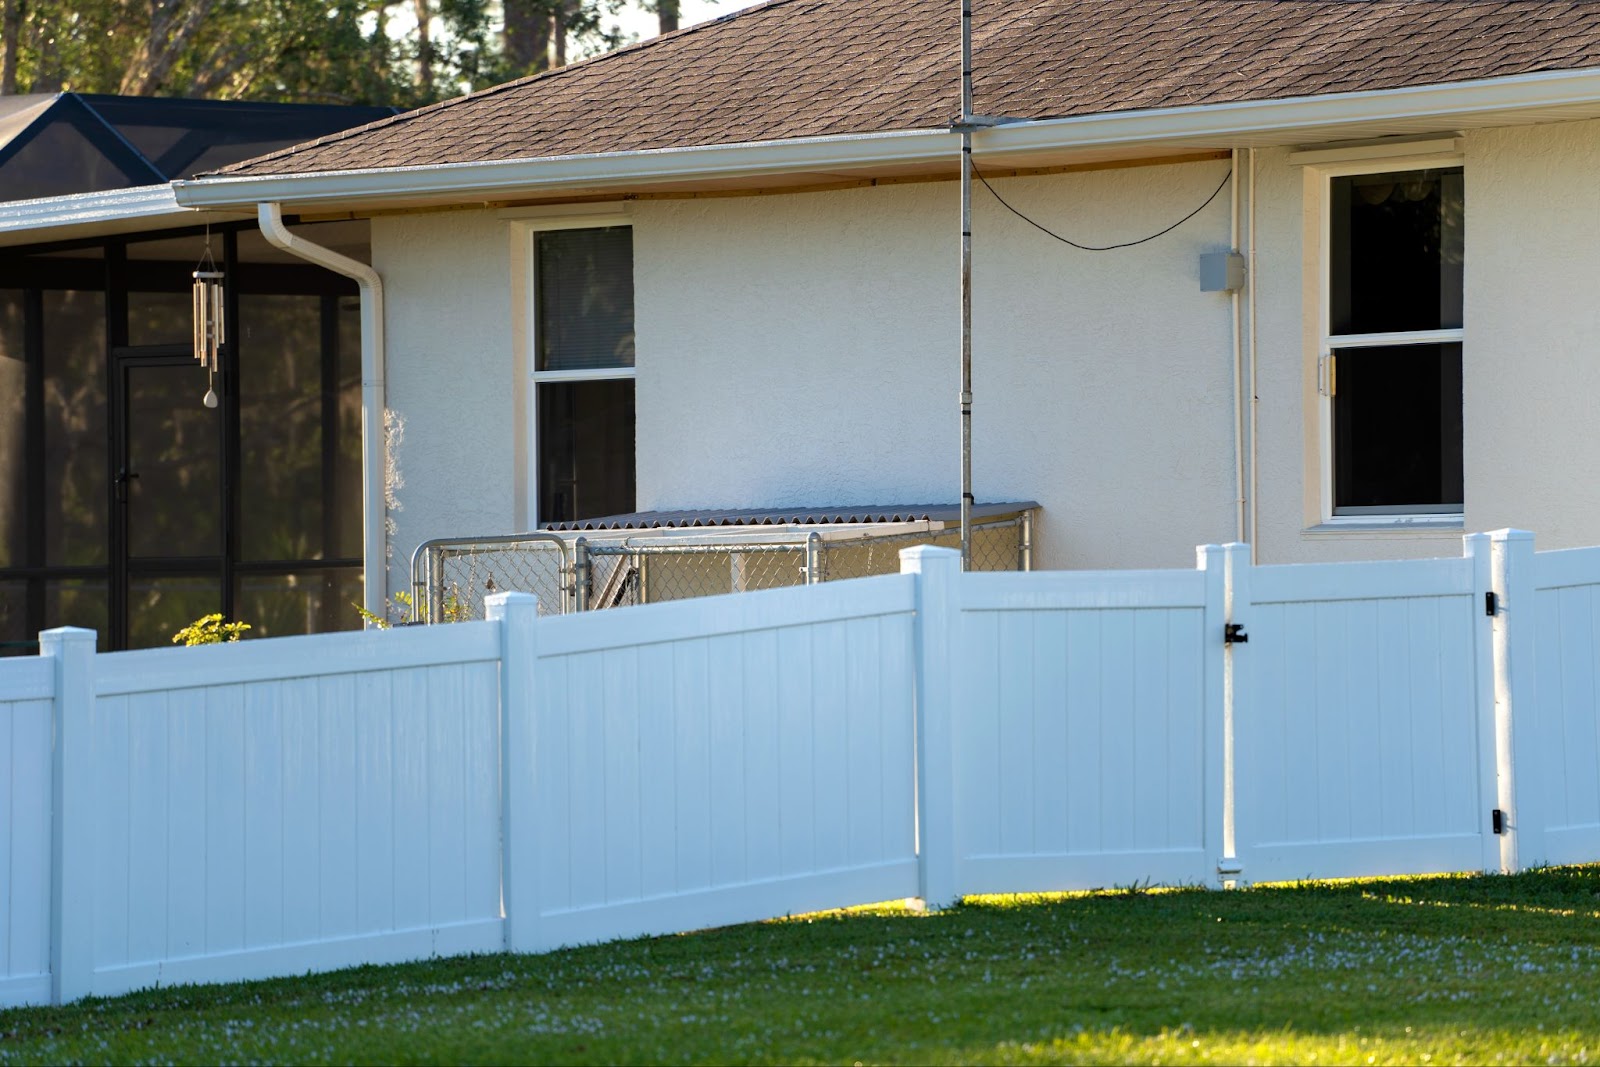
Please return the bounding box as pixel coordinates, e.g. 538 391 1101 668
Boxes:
1303 516 1464 537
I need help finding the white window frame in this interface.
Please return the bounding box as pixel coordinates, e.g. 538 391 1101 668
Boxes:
506 207 634 529
1310 152 1465 527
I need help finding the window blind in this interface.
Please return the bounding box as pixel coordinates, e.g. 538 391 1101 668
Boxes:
536 227 635 371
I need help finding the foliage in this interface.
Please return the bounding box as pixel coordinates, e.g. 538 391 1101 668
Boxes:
171 612 251 645
353 585 469 627
0 0 646 106
5 868 1600 1063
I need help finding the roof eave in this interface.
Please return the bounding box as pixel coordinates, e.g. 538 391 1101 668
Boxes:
0 185 215 247
170 65 1600 211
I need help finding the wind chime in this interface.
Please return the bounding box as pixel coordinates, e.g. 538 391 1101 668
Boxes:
192 233 224 409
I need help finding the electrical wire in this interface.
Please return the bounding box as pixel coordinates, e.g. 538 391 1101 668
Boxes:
973 163 1233 251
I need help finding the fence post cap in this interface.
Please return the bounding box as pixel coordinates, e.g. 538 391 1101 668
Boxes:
485 591 539 620
1488 528 1535 543
39 627 96 648
899 544 962 572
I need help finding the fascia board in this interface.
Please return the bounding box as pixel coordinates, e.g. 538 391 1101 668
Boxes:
170 127 960 208
170 64 1600 210
976 66 1600 157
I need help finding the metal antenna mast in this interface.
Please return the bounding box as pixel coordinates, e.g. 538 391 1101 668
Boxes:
958 0 975 570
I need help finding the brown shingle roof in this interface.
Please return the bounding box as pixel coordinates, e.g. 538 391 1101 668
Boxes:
218 0 1600 178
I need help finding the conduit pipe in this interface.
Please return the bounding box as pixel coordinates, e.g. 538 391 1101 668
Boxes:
1230 148 1246 545
1247 148 1260 561
257 202 388 619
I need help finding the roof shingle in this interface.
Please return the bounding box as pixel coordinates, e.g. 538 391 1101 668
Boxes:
216 0 1600 178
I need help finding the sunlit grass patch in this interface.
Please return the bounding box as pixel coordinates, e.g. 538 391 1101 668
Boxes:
4 867 1600 1065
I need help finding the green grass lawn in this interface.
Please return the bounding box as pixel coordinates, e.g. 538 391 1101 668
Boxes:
5 868 1600 1065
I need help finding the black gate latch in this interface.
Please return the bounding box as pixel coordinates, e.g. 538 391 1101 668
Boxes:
1492 808 1506 835
1224 623 1248 645
1486 591 1499 617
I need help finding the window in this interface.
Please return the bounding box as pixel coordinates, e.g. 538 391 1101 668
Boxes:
531 224 636 525
1321 165 1464 519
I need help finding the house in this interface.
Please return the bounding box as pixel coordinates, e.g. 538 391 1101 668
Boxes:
127 1 1600 611
0 95 395 649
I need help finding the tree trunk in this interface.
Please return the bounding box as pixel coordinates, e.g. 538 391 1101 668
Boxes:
503 0 551 75
1 0 20 94
413 0 432 96
120 0 216 96
553 0 569 69
658 0 679 35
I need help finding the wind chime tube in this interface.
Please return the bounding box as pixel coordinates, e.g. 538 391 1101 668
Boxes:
194 269 225 408
210 277 225 370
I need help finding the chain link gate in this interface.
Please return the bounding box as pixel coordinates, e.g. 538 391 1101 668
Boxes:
411 511 1034 622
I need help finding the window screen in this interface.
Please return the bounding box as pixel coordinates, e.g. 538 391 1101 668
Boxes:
538 380 635 524
1332 343 1463 512
536 227 635 371
1329 168 1463 335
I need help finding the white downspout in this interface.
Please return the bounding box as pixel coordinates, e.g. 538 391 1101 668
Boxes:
1230 148 1246 545
256 202 387 619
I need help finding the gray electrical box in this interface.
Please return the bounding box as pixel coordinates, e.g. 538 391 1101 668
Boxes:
1200 251 1247 293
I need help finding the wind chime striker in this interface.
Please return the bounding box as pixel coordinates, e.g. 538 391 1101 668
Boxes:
192 235 224 409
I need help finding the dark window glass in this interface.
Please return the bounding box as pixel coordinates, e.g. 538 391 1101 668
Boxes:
536 227 635 371
1330 168 1463 335
234 566 362 639
335 296 362 559
239 294 324 561
42 290 107 566
538 380 635 524
125 573 222 650
43 579 108 650
127 290 195 347
0 290 25 568
1333 343 1463 513
0 116 151 201
0 580 26 651
125 361 221 559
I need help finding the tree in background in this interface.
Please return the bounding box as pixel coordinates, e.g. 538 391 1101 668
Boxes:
0 0 670 106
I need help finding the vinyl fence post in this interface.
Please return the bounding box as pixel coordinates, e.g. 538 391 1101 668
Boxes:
901 545 961 909
486 592 542 952
1199 544 1244 887
1489 529 1542 873
40 626 95 1004
1466 533 1501 874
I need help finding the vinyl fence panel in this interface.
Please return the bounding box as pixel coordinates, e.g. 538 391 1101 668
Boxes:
0 657 53 1007
1532 544 1600 865
84 624 505 999
517 576 920 951
1236 545 1497 883
949 558 1225 895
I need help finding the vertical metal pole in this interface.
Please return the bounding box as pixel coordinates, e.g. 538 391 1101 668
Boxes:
1020 510 1033 572
573 537 590 612
637 551 650 605
805 531 822 585
959 0 975 571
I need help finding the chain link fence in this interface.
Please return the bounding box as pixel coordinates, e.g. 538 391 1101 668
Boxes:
411 511 1033 622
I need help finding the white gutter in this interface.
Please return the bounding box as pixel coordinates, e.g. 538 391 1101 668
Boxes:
172 66 1600 210
256 203 387 619
0 184 192 237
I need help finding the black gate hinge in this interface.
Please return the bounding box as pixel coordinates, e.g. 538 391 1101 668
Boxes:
1224 623 1248 645
1492 808 1506 835
1486 591 1499 617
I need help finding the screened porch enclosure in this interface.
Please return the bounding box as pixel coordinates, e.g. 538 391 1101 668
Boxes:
0 220 367 651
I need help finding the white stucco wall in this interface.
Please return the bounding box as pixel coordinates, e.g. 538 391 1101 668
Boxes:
370 118 1600 583
1462 119 1600 550
373 210 517 596
632 164 1241 571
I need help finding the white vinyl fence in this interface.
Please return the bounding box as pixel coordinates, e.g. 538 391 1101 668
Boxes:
2 529 1598 1008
